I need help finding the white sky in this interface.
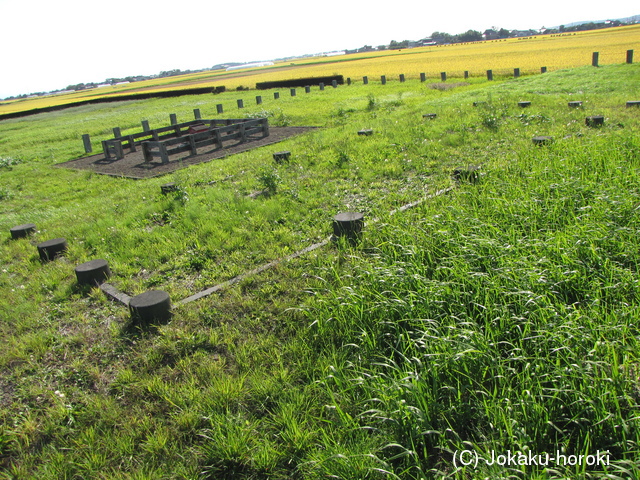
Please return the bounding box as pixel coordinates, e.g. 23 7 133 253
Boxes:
0 0 637 98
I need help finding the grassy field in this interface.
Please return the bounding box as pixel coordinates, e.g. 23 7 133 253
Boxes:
1 24 639 115
1 60 640 479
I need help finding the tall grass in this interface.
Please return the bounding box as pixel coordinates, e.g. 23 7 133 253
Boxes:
0 64 639 478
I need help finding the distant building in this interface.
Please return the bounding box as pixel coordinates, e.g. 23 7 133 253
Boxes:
226 62 275 71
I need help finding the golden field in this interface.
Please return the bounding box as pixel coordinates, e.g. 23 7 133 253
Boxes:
2 24 639 115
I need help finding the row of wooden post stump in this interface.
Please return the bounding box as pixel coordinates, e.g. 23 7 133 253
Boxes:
8 208 367 328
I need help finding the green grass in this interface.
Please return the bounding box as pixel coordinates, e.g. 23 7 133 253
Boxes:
1 65 639 479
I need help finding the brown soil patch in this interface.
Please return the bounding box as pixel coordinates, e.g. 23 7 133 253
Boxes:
57 126 316 179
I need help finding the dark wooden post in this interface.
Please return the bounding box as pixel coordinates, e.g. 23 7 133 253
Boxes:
256 96 262 105
274 92 280 99
464 71 469 79
420 73 426 82
290 88 296 96
532 136 553 146
142 120 150 132
82 134 92 153
273 151 291 163
541 66 547 73
332 212 364 243
193 108 201 120
319 83 325 90
440 72 447 82
586 115 604 127
332 80 338 88
347 78 351 85
161 182 178 194
37 238 68 262
487 70 493 81
399 74 405 82
592 52 599 67
216 104 224 114
129 290 172 327
363 76 369 84
305 86 311 93
10 223 36 239
75 259 111 286
113 127 121 138
627 50 634 64
381 75 386 85
170 114 178 125
514 68 520 78
237 99 244 108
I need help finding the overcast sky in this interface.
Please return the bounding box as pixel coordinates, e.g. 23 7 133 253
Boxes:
0 0 637 98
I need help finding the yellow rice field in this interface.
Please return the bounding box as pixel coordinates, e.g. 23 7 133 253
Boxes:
2 24 639 115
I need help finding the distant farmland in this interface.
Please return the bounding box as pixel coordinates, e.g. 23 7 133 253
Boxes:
1 23 639 116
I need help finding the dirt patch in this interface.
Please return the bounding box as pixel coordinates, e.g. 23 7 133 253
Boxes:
57 126 316 179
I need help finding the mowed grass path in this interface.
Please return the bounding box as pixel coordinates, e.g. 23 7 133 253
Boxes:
0 64 639 478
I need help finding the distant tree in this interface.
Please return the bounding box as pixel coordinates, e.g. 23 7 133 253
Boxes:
498 28 510 38
458 30 483 42
431 31 454 44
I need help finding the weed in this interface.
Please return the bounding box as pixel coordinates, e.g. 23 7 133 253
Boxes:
256 167 281 196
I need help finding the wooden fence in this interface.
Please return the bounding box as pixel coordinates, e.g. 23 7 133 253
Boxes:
140 118 269 163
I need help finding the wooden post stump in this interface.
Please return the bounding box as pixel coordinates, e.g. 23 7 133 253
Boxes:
568 101 583 108
363 76 369 85
82 134 92 153
452 166 480 183
193 108 201 120
170 114 178 125
487 70 493 81
10 223 36 239
399 74 405 82
274 92 280 99
358 129 373 136
113 127 121 138
161 182 178 195
518 101 531 108
586 116 604 127
464 71 469 79
142 120 150 132
129 290 172 326
332 212 364 243
420 73 426 82
332 80 338 88
319 83 325 90
216 104 224 114
290 88 296 96
237 99 244 108
541 66 547 73
37 238 68 262
273 151 291 163
381 75 386 85
347 78 351 85
514 68 520 78
256 95 262 105
592 52 599 67
440 72 447 82
305 86 311 93
75 259 111 286
532 136 554 146
627 50 634 64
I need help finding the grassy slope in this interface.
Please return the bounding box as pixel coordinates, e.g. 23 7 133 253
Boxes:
0 64 639 479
